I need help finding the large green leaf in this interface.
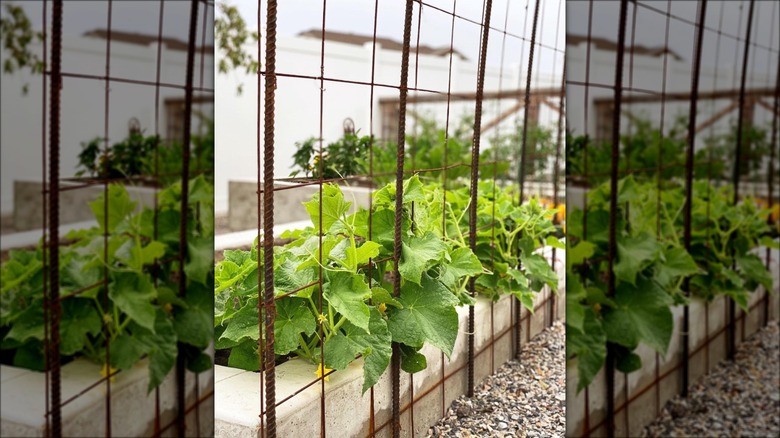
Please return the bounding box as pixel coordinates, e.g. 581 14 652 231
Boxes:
275 258 317 299
110 333 150 370
219 298 261 344
185 237 213 285
324 309 392 393
108 272 158 333
59 298 102 356
399 232 447 285
654 246 700 288
614 232 660 285
228 340 260 371
174 306 213 349
386 274 459 357
445 247 483 278
116 240 166 272
135 312 178 393
567 308 606 393
521 253 558 292
399 344 427 374
88 184 137 233
736 253 773 293
566 276 587 332
323 272 371 333
304 184 351 233
274 298 315 355
602 277 673 355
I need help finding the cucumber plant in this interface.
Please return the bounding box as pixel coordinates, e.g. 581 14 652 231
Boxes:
566 175 776 392
215 176 561 393
1 176 214 391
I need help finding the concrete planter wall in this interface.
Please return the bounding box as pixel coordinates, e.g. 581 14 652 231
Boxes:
0 358 214 437
227 180 565 233
214 246 565 437
13 181 157 232
566 246 780 437
227 181 372 232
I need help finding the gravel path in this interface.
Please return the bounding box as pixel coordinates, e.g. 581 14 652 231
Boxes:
642 321 780 438
426 321 566 438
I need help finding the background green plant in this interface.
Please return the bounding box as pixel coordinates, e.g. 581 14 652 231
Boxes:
1 176 214 391
566 175 776 392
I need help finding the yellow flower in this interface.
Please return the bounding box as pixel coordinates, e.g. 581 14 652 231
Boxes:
315 363 333 382
100 363 118 382
378 303 387 313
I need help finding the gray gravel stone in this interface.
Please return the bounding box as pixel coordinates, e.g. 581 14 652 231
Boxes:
426 321 565 437
642 321 780 438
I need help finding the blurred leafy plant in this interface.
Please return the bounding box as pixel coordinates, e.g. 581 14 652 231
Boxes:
289 132 372 180
215 1 259 95
1 176 215 390
0 2 44 94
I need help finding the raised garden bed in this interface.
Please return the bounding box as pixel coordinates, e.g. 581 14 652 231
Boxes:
12 180 157 232
227 180 372 232
214 271 565 437
0 356 214 437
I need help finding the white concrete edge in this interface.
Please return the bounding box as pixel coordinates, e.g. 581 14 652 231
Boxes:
0 357 214 436
0 220 98 250
214 220 314 252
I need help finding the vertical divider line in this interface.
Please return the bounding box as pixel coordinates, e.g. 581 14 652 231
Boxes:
766 36 780 327
176 1 200 436
367 0 380 434
392 2 415 436
441 0 459 419
682 0 708 399
152 2 166 434
516 0 540 360
549 0 564 326
606 2 629 437
47 1 63 436
101 3 114 436
316 3 327 436
729 0 755 361
467 0 493 398
256 1 265 437
581 2 594 435
261 0 278 436
655 0 673 417
40 1 50 435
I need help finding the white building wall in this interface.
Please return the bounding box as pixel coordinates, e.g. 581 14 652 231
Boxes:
566 41 776 139
215 34 561 214
0 36 214 215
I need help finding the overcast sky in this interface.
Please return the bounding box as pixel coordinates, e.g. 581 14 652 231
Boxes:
228 0 565 75
567 0 778 76
10 1 213 44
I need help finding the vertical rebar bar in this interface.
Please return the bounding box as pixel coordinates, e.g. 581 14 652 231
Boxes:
682 0 708 399
262 0 278 436
606 1 629 436
47 1 63 436
176 1 200 435
467 0 493 398
730 0 756 361
516 0 540 360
